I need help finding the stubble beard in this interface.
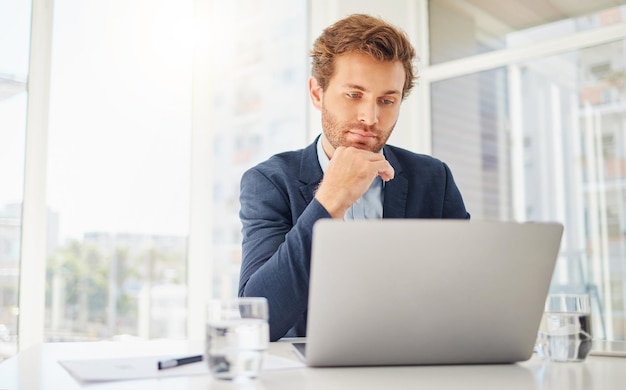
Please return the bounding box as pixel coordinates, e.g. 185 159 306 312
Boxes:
321 104 394 153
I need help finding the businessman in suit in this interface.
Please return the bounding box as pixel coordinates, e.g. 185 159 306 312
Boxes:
238 14 470 341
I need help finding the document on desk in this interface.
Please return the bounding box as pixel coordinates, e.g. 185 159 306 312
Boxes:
59 353 304 383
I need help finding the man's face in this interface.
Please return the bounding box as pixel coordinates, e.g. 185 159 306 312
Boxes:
310 52 405 156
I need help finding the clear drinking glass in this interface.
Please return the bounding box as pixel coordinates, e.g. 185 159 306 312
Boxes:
536 293 592 362
205 297 269 381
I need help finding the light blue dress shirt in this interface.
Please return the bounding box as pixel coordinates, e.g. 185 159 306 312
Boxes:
316 136 384 220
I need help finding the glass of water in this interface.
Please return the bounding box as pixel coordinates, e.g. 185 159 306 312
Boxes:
536 293 592 362
205 297 269 381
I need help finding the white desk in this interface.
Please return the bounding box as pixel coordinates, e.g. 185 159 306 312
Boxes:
1 340 625 389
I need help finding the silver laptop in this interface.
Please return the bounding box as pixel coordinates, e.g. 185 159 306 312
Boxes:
296 219 563 366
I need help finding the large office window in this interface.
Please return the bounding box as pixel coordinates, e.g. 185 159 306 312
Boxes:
4 0 308 353
44 0 193 341
430 1 626 340
32 0 307 344
0 0 31 360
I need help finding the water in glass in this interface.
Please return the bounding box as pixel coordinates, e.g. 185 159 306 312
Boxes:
206 318 269 380
536 312 592 362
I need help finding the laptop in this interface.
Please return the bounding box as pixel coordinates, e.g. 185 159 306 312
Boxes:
295 219 563 366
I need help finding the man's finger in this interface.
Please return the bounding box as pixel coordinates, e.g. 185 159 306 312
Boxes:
377 161 395 182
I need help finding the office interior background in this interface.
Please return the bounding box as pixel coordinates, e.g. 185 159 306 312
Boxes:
1 0 626 360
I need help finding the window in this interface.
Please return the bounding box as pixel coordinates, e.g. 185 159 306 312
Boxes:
5 0 308 352
44 0 193 341
21 0 308 345
430 2 626 340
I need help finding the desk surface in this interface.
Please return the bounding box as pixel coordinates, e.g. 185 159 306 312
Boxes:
1 340 625 389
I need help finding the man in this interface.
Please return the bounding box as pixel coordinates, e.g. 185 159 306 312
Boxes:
238 14 469 341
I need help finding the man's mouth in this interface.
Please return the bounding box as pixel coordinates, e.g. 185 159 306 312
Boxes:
347 130 376 140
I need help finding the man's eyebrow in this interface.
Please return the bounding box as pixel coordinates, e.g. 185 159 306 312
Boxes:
383 89 402 96
342 84 401 96
343 84 366 91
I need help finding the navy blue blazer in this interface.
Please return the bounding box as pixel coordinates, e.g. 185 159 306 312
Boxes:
238 138 470 341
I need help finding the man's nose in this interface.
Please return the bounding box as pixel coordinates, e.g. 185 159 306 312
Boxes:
358 99 379 126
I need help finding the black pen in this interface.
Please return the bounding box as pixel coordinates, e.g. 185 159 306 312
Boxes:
157 355 203 370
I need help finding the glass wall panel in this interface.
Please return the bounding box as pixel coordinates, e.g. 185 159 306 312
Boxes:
431 67 511 220
431 39 626 340
0 0 31 360
45 0 192 341
429 0 626 64
209 0 308 297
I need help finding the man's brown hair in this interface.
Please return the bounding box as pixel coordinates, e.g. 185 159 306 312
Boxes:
310 14 417 99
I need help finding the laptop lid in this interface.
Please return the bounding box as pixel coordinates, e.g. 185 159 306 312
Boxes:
304 219 563 366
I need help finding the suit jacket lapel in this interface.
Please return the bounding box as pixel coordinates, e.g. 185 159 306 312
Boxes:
298 138 324 204
382 146 408 218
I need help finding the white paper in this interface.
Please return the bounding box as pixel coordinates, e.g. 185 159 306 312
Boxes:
59 355 208 382
59 353 305 383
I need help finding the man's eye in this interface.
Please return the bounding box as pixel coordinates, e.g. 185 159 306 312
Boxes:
379 98 395 105
347 93 361 99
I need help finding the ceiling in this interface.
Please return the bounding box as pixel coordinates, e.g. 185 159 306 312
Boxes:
463 0 626 31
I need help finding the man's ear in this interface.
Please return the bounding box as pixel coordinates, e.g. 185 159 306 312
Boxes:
309 77 323 110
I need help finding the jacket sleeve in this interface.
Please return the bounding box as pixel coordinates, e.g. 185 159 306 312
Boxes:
238 167 330 341
442 162 471 219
